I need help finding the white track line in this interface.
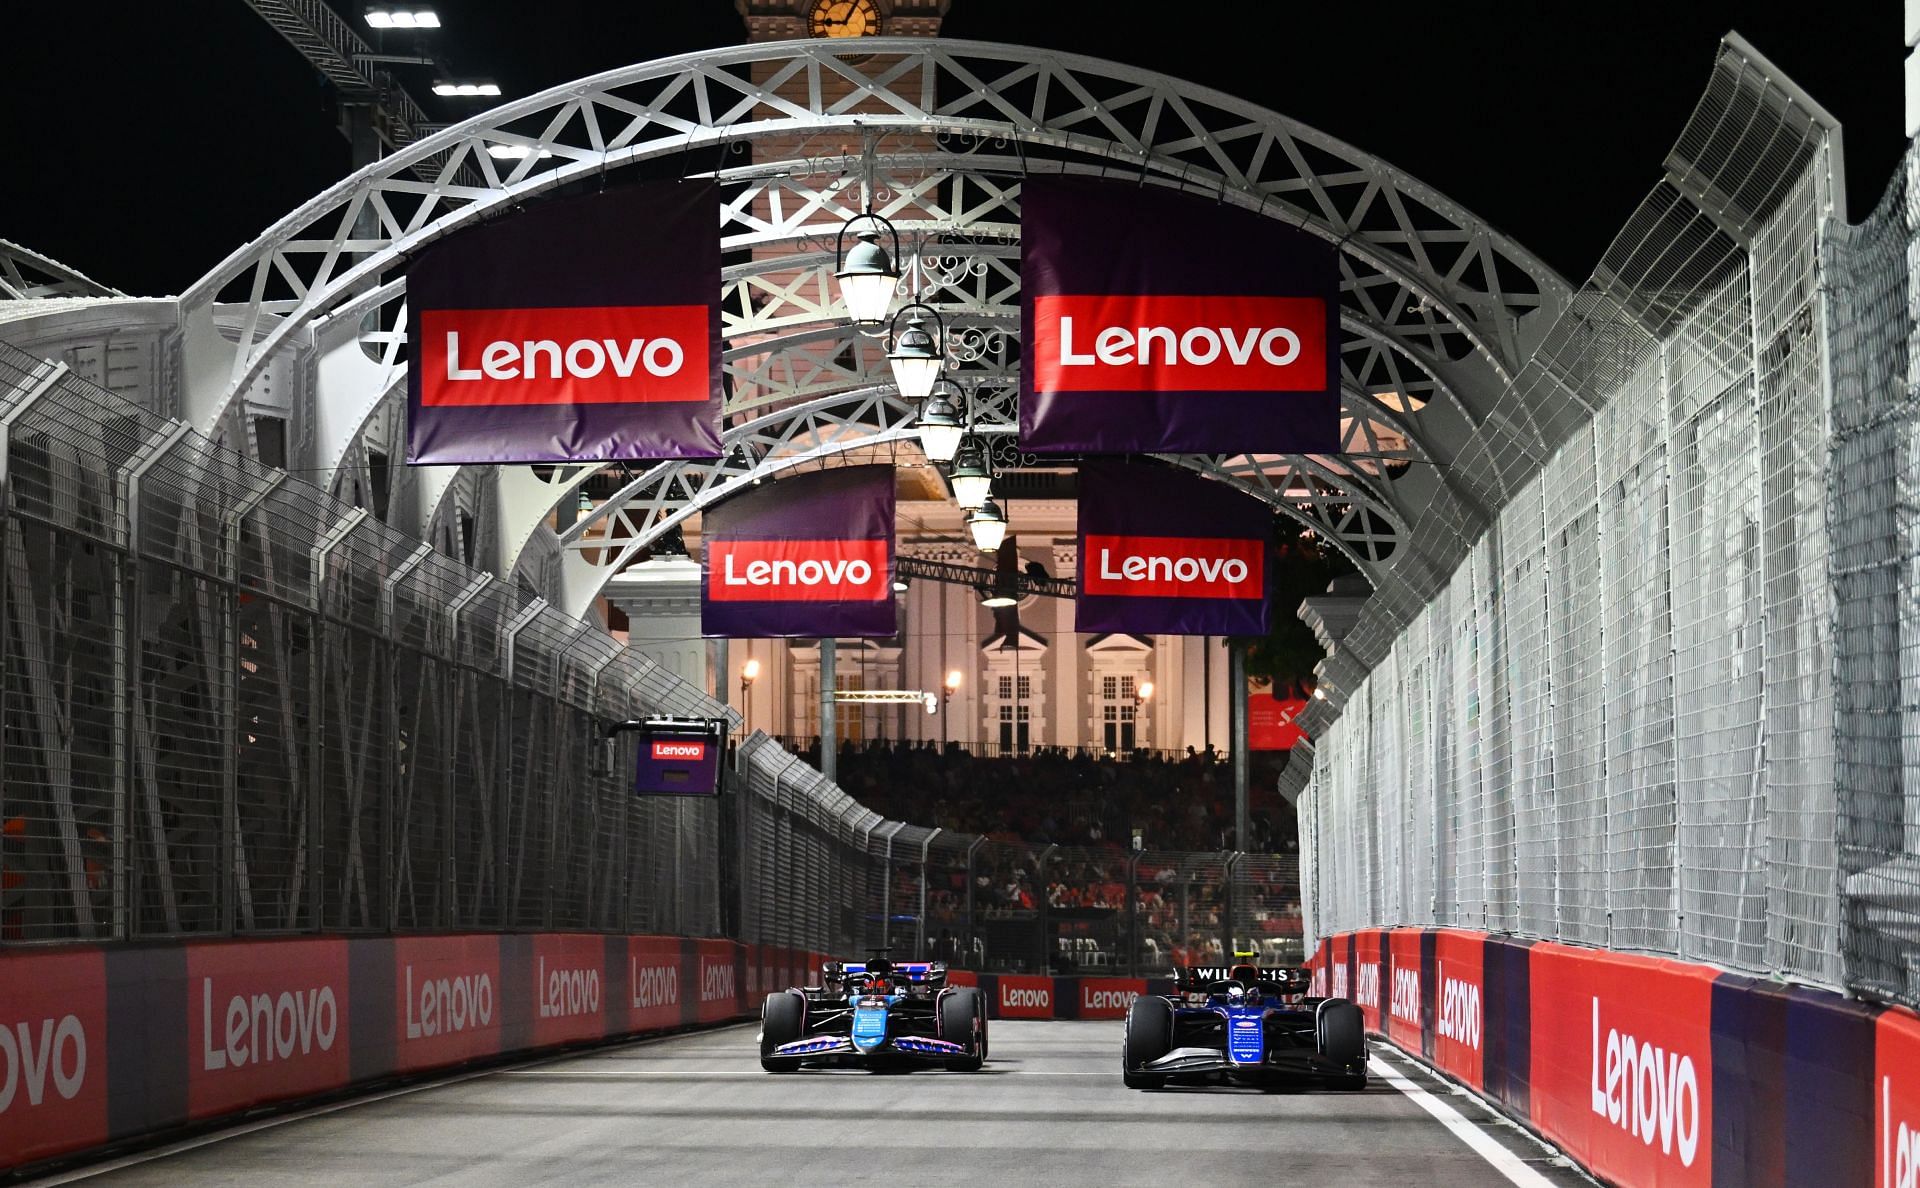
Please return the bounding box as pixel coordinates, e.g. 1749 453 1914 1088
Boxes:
1369 1049 1559 1188
25 1025 754 1186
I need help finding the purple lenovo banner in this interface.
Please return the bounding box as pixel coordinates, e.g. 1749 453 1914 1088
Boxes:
1020 176 1340 455
407 182 723 464
1076 461 1271 636
701 466 897 639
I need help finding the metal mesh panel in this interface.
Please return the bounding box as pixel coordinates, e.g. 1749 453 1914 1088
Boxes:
0 340 730 946
1828 150 1920 1005
1300 44 1850 993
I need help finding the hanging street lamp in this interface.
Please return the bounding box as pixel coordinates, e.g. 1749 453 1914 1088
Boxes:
948 438 992 510
914 387 965 464
885 303 945 403
966 497 1007 552
834 211 900 326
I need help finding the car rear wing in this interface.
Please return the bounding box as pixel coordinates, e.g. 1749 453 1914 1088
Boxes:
828 960 949 988
1177 965 1310 994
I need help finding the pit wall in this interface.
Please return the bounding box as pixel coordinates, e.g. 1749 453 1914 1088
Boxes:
1309 929 1919 1188
0 934 830 1173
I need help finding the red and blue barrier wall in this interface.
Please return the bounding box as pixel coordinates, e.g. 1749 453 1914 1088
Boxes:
0 934 830 1173
1310 928 1910 1187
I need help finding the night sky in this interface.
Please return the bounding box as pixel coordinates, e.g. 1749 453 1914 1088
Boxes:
1 1 1901 297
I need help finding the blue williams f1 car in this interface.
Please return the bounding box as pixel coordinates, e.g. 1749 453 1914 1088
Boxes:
759 955 987 1072
1122 964 1367 1090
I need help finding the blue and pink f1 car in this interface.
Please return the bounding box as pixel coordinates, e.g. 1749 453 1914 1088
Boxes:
759 956 987 1072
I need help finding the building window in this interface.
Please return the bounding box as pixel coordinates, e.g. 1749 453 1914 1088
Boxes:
1098 673 1140 753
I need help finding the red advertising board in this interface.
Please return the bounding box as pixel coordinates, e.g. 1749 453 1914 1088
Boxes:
1353 930 1385 1032
1878 1006 1920 1188
0 948 107 1166
187 939 350 1121
1249 694 1307 751
1078 978 1147 1020
393 935 502 1074
1386 930 1424 1050
1529 942 1713 1187
1430 930 1486 1091
625 937 683 1033
693 941 741 1024
529 934 606 1048
996 975 1055 1019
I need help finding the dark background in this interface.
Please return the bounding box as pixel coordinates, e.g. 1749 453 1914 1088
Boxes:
0 2 1901 297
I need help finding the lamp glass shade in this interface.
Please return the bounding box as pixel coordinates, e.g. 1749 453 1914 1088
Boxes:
915 394 964 463
888 352 944 403
951 471 992 510
838 271 897 325
835 229 898 324
967 500 1008 551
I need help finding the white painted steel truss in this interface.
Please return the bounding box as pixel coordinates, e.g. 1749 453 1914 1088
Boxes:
178 38 1570 620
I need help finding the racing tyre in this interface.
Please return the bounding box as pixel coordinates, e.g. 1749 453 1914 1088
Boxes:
760 991 805 1072
1123 996 1173 1089
941 987 986 1071
1316 998 1365 1064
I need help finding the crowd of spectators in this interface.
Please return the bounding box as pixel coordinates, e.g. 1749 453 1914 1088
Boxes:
783 737 1298 853
783 738 1304 972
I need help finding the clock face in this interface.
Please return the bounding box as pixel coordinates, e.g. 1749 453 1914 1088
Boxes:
810 0 880 38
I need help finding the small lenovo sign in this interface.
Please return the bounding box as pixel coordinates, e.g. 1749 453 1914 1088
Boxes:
701 466 897 639
704 539 890 602
1075 462 1272 637
1031 294 1327 393
996 976 1053 1019
1081 534 1264 600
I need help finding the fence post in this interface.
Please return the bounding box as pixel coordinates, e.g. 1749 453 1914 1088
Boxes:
221 471 284 937
918 828 939 960
444 575 491 928
309 507 371 931
381 544 434 931
500 598 548 927
964 836 983 969
1127 850 1140 977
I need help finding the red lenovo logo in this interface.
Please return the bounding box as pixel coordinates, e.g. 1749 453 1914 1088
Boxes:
419 304 707 407
1082 534 1263 599
1031 294 1327 393
651 741 707 761
706 539 890 602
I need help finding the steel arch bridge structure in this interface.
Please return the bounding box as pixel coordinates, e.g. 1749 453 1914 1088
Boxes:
167 36 1570 631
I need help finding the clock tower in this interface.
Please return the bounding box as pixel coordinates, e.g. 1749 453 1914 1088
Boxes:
734 0 949 42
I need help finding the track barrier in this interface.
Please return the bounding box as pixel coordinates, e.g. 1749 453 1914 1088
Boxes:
1310 929 1900 1187
0 935 828 1172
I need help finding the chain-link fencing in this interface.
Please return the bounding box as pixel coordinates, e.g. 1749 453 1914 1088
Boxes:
0 341 731 944
1300 40 1859 993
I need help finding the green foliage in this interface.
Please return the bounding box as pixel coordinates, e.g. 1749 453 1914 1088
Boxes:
1240 532 1357 693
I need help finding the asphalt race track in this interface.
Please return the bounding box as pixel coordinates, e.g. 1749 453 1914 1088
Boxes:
45 1022 1591 1187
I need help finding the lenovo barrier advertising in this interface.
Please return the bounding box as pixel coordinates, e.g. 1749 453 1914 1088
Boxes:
1075 461 1271 637
701 465 897 639
1019 175 1340 455
407 181 723 464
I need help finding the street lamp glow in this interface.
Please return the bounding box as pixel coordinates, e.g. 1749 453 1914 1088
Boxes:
434 81 502 97
948 440 992 510
966 498 1007 552
945 670 963 691
741 658 761 684
834 215 900 326
886 307 945 402
366 7 440 28
914 392 964 464
1138 681 1154 702
1312 687 1327 700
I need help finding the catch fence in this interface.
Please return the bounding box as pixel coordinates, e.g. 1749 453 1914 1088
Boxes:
1298 39 1920 1008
